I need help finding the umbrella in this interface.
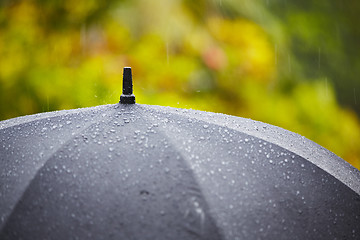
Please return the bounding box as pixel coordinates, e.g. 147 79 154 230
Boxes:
0 67 359 240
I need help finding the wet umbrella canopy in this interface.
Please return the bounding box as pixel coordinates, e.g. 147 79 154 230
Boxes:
1 68 360 240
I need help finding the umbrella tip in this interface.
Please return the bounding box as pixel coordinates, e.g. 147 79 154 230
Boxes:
120 67 135 104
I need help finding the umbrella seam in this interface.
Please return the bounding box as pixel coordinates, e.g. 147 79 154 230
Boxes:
139 105 226 240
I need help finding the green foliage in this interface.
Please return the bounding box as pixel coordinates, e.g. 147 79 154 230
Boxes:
0 0 359 169
267 0 360 115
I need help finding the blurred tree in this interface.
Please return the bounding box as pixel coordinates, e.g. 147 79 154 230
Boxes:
265 0 360 115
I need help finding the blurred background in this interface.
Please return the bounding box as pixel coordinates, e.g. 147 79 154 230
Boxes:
0 0 359 169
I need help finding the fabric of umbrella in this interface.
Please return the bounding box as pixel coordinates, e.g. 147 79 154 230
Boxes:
1 67 359 240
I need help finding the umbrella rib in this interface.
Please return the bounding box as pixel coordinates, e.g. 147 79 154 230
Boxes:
139 106 226 239
159 129 225 239
0 107 113 234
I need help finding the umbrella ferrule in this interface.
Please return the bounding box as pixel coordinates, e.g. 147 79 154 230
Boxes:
120 67 135 104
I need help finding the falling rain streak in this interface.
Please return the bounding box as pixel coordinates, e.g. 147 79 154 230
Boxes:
325 78 328 99
47 95 49 112
166 42 170 65
80 23 87 55
288 54 291 73
318 47 321 70
355 88 358 105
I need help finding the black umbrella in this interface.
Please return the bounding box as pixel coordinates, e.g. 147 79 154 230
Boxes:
1 67 359 240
